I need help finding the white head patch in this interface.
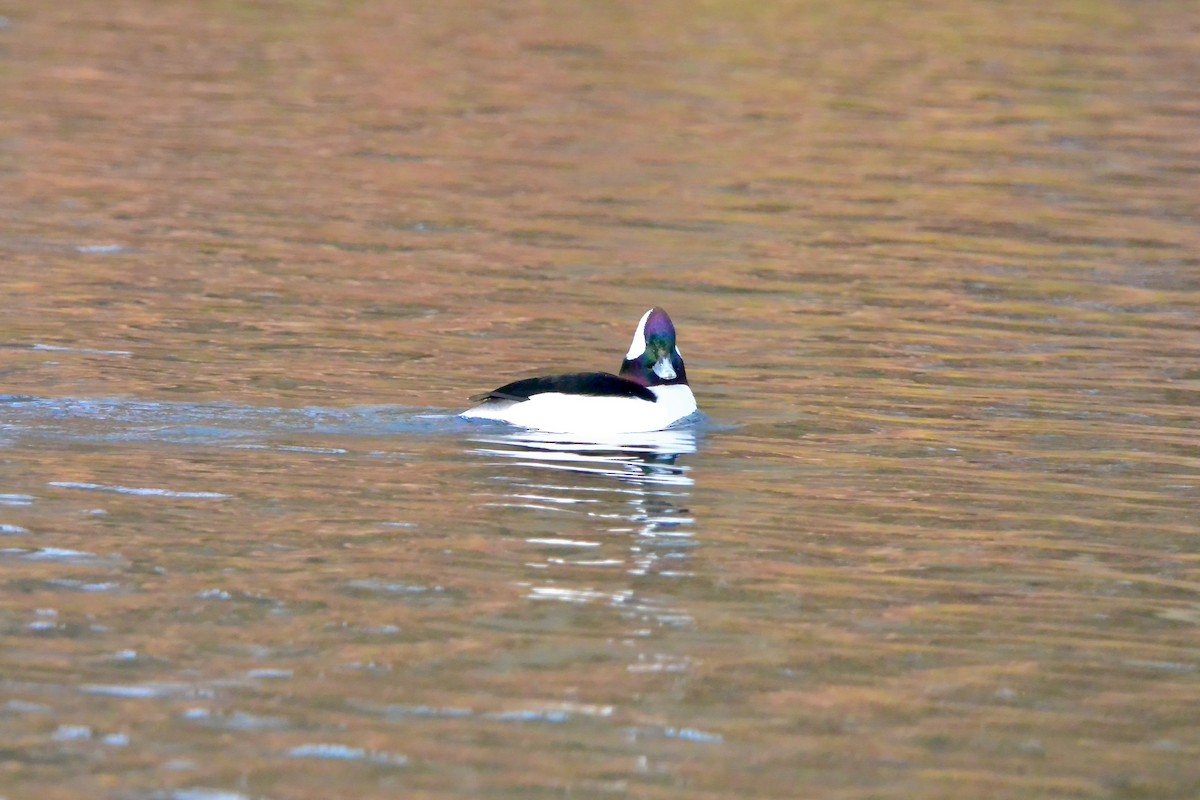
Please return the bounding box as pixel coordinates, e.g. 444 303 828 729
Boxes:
625 309 653 359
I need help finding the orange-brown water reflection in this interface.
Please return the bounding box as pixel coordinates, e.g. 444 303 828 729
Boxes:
2 1 1199 797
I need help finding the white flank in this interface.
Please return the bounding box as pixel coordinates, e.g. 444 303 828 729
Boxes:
624 309 654 359
461 384 696 434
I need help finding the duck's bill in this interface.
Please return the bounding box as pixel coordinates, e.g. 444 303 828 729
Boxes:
652 354 676 380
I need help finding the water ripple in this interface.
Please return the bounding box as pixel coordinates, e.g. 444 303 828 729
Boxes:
48 481 229 499
287 743 408 765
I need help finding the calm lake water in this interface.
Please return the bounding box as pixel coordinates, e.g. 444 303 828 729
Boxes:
2 2 1199 798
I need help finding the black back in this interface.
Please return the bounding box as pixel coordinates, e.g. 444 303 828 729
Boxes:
471 372 657 404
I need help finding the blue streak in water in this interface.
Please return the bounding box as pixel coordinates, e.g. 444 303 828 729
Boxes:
48 481 228 499
0 395 455 444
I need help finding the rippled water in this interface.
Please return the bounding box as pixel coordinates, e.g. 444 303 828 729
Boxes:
2 2 1199 798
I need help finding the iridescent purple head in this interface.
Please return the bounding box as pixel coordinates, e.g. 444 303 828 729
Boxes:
619 307 688 387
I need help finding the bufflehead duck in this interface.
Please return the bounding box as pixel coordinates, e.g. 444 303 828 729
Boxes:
461 307 697 434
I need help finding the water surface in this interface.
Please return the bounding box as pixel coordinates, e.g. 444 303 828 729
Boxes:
1 1 1199 798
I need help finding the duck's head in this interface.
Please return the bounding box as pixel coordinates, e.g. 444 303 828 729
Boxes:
619 307 688 387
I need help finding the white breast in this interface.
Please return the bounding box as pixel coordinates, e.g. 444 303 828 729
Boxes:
462 384 696 434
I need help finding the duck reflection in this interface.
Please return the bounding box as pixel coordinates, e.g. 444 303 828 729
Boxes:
467 426 697 582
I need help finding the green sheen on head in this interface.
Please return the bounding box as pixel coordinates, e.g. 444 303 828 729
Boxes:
620 308 687 387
